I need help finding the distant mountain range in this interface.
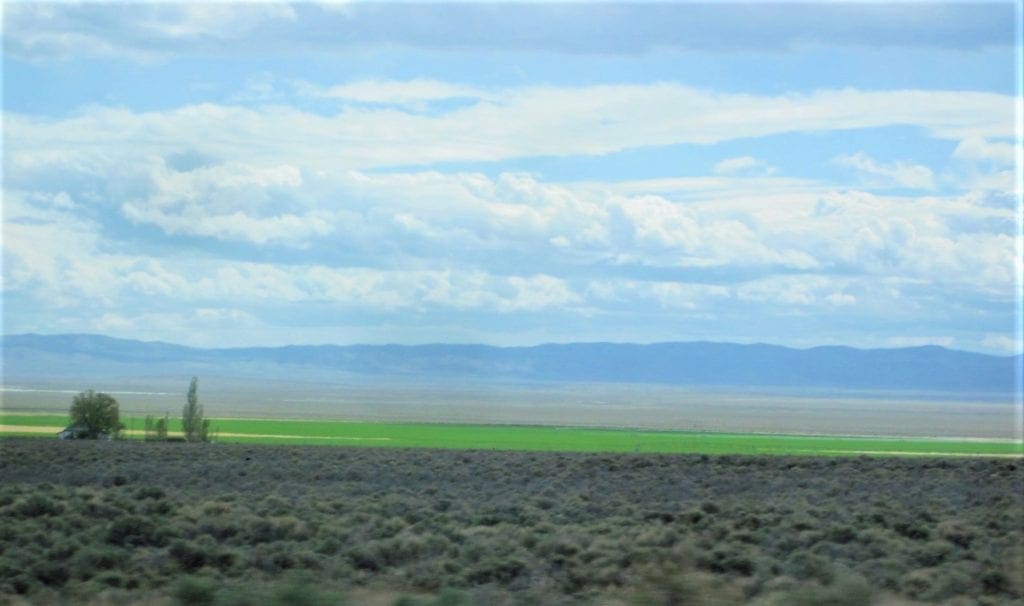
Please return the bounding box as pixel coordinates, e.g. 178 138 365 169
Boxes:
2 333 1021 396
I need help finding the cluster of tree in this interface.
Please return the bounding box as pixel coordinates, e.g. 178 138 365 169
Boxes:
143 414 171 442
67 377 211 443
66 390 124 440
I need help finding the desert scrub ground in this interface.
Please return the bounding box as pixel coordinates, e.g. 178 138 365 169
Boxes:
0 439 1022 605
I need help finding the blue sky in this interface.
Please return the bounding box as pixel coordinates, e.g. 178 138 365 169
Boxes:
2 2 1022 353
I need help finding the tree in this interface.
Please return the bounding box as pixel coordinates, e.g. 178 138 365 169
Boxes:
181 377 210 442
70 390 123 439
144 414 169 441
155 415 169 441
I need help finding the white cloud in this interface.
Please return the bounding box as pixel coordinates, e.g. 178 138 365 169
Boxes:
125 261 192 298
884 336 957 349
834 152 936 189
949 137 1023 194
584 280 730 315
138 4 295 40
502 275 582 312
310 79 491 105
122 204 335 245
777 190 1021 298
981 334 1024 354
3 3 1015 63
6 162 1019 308
5 85 1016 174
112 160 336 245
824 292 857 306
1 193 122 305
5 177 1018 349
953 137 1020 166
713 156 776 176
301 268 583 314
3 75 1020 349
89 308 262 346
2 203 588 315
4 3 296 61
737 275 830 306
330 171 830 271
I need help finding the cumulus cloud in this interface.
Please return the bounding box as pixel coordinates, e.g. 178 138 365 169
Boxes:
5 173 1018 349
736 275 850 307
949 137 1023 194
2 206 586 316
112 160 338 245
953 137 1020 166
834 152 936 189
3 77 1020 349
6 160 1019 305
10 104 1016 310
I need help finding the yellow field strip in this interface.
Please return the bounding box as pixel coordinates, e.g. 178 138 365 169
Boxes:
0 425 64 434
0 425 392 441
0 425 159 436
0 412 70 417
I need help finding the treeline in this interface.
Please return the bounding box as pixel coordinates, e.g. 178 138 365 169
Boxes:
67 377 212 443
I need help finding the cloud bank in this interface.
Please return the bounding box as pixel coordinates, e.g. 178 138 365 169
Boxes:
2 5 1021 354
4 2 1017 62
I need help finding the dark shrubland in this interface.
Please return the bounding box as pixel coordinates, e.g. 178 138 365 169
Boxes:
0 439 1021 605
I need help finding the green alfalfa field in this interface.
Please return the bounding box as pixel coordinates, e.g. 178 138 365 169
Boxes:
2 413 1021 457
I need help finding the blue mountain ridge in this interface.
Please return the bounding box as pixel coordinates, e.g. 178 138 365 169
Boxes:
2 333 1020 395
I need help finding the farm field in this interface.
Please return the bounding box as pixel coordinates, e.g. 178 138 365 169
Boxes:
3 379 1020 440
1 413 1022 457
1 439 1022 605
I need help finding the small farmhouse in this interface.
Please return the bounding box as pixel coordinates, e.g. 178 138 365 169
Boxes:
57 424 111 440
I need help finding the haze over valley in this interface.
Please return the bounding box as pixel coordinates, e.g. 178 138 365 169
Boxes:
3 333 1020 440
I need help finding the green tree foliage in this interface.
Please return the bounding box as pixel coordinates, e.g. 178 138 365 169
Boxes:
145 414 170 441
69 390 123 438
181 377 210 443
156 416 169 441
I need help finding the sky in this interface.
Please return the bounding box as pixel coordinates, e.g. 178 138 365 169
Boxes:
1 2 1022 353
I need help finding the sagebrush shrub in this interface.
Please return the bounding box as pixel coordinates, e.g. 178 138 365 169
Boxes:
174 575 217 606
70 545 126 579
169 540 207 573
106 514 162 547
14 495 63 518
31 561 69 587
1 440 1022 605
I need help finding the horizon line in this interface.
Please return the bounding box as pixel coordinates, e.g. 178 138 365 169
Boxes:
4 331 1021 358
